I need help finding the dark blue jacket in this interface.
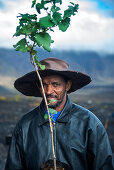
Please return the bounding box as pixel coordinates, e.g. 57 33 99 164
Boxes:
5 98 114 170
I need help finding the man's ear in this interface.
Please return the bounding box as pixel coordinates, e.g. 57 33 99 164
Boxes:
66 80 72 92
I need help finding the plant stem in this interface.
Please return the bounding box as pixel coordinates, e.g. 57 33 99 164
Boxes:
30 52 57 170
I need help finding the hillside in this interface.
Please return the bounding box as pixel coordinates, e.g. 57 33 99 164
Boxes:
0 48 114 86
0 86 15 96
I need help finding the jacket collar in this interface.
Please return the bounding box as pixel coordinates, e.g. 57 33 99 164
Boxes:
37 96 72 126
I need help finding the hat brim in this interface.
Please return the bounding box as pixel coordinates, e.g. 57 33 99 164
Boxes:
14 69 91 97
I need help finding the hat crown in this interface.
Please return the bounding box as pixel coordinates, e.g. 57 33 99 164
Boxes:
39 58 69 71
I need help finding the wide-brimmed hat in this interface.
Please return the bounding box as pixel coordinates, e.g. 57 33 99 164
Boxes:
14 58 91 97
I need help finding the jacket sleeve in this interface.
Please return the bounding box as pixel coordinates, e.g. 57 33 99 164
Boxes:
5 124 25 170
87 119 114 170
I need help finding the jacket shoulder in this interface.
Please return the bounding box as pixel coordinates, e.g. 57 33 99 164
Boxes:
17 106 41 127
71 102 102 126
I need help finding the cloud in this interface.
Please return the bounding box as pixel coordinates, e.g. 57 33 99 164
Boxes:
51 0 114 53
0 0 114 54
0 0 35 47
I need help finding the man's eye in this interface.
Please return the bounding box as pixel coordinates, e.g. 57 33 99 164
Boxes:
53 83 60 87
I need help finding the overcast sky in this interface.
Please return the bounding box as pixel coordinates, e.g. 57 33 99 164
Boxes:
0 0 114 54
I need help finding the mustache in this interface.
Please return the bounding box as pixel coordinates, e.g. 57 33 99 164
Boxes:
46 94 58 99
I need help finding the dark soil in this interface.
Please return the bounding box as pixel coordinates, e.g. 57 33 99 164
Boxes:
0 87 114 170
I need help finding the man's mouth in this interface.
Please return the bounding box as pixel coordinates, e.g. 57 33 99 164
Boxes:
47 98 57 102
46 95 57 103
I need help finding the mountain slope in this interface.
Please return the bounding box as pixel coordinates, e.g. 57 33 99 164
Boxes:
0 48 114 85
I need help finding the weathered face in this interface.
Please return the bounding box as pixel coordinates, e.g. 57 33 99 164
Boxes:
40 75 72 111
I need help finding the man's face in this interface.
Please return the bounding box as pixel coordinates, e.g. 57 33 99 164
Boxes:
40 75 71 111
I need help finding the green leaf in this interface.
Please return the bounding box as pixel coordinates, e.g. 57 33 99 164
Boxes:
34 56 45 70
13 38 27 52
36 3 44 14
51 5 60 13
44 113 48 120
63 4 79 19
70 2 74 5
49 99 57 103
35 32 54 51
32 50 37 55
39 15 55 28
34 55 39 65
52 0 62 5
59 17 70 32
74 4 79 12
48 108 57 115
18 13 37 21
38 63 45 70
50 28 54 32
14 13 38 37
51 40 54 43
41 0 51 6
36 0 51 13
14 25 36 36
13 26 21 36
31 0 36 8
52 12 62 25
20 25 33 35
27 45 32 52
63 8 73 19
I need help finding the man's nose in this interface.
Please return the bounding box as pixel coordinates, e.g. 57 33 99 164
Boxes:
45 85 53 94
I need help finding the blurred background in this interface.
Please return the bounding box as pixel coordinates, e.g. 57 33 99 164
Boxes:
0 0 114 169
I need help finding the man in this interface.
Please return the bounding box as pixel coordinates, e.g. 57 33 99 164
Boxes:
5 58 114 170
